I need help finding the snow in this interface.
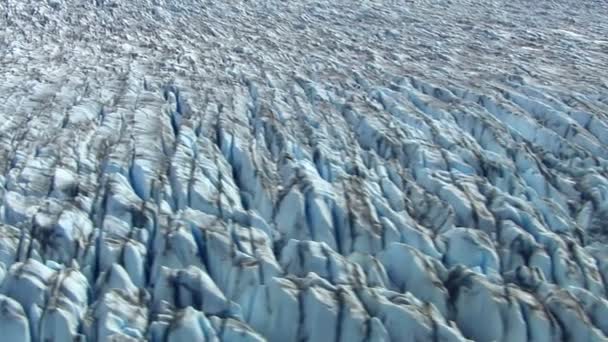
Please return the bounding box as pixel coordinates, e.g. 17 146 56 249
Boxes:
1 0 608 340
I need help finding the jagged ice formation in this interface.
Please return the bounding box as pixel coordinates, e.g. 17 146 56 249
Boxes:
1 0 608 340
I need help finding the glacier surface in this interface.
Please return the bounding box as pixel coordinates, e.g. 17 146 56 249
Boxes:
1 0 608 340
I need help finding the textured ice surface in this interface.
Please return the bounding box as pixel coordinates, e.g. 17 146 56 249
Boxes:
1 0 608 340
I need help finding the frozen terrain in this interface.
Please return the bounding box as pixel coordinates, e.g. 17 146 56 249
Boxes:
1 0 608 340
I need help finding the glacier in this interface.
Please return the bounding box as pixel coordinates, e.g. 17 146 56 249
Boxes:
1 0 608 340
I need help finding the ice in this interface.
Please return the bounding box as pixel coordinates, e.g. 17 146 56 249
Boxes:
163 307 213 342
1 0 608 340
443 227 500 278
1 259 88 340
85 289 149 341
378 243 449 316
0 295 31 342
